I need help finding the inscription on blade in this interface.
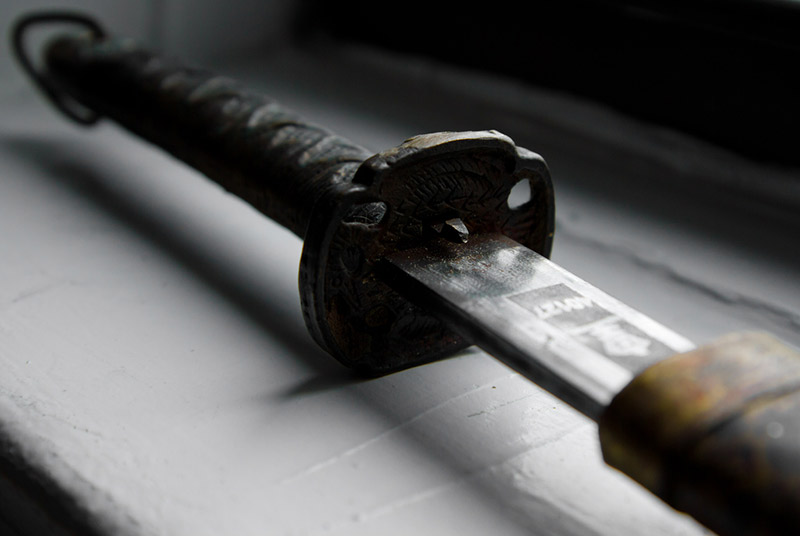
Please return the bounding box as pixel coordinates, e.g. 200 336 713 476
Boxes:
509 283 674 365
384 233 695 417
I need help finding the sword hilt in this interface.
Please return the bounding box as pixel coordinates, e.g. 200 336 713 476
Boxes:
16 12 554 373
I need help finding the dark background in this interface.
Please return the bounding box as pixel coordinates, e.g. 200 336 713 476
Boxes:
307 0 800 166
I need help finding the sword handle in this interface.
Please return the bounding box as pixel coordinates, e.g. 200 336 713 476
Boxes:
16 12 554 373
600 332 800 535
40 30 371 239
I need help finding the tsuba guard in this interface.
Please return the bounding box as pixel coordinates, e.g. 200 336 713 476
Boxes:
299 130 554 374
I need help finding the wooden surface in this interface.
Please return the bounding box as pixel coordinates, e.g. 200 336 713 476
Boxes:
1 43 799 535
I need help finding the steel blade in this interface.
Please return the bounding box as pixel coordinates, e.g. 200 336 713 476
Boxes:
382 233 695 420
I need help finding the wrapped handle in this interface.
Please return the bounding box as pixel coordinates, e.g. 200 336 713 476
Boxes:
600 332 800 535
41 31 371 238
20 13 555 373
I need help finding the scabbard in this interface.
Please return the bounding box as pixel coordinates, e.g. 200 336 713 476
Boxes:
600 332 800 535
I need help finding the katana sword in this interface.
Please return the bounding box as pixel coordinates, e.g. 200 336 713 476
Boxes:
12 11 800 536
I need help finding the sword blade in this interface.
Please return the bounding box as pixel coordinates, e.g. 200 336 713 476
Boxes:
382 233 695 419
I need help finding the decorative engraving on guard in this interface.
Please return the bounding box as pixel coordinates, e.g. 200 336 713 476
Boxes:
300 131 554 373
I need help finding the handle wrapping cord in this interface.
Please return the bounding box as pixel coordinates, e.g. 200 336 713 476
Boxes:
15 12 372 238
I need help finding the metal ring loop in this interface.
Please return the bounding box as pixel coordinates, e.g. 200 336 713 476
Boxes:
11 11 106 125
